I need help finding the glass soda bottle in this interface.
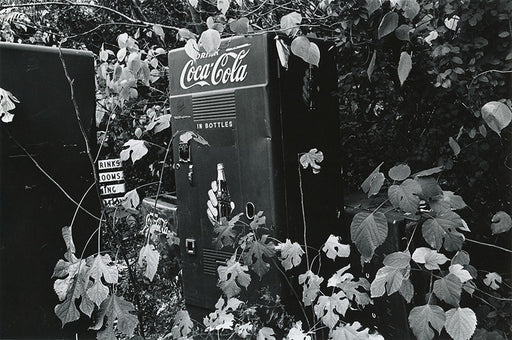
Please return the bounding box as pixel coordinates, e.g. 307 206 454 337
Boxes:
216 163 231 222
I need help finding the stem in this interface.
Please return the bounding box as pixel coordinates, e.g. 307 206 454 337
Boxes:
58 43 103 209
406 223 418 251
69 182 96 232
3 126 100 221
298 162 310 270
154 130 181 210
466 238 512 253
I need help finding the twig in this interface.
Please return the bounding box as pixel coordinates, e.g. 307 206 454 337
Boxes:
58 43 103 207
468 69 512 90
0 1 179 31
297 162 310 270
69 182 96 231
466 238 512 253
2 126 100 221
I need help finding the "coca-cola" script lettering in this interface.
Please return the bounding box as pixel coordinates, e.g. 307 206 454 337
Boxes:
179 49 249 89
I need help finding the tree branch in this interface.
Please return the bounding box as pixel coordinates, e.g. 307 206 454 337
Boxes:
0 1 179 31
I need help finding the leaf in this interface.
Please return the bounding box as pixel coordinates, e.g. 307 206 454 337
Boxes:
55 295 80 327
199 29 221 55
408 304 445 340
88 254 118 284
327 264 352 287
243 235 275 279
422 211 465 251
398 51 412 86
177 28 197 41
217 0 230 14
275 239 304 270
444 15 460 31
416 176 443 201
433 273 461 306
138 244 160 281
61 226 76 261
314 292 349 329
395 24 411 41
171 310 194 338
479 124 487 137
188 0 198 7
413 166 444 177
287 321 311 340
322 234 350 260
400 279 414 303
291 36 320 67
449 137 460 156
298 270 323 306
229 17 250 35
483 272 502 290
257 327 276 340
388 178 421 213
383 250 411 269
449 264 472 283
153 24 165 41
396 0 420 20
451 250 470 266
79 294 95 318
217 257 251 298
437 191 467 211
412 247 449 270
350 212 388 261
340 278 372 308
444 307 477 340
280 12 302 36
121 189 139 210
365 0 381 16
184 39 200 61
146 114 171 133
276 38 290 69
213 214 241 249
378 12 399 39
491 211 512 234
361 162 385 197
87 280 109 307
388 164 411 181
90 294 139 338
120 139 148 164
299 148 324 174
330 321 370 339
367 50 376 81
370 265 405 297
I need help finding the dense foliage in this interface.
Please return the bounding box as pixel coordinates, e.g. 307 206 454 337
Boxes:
1 0 511 339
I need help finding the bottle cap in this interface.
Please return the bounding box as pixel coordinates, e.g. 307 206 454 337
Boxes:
217 163 224 170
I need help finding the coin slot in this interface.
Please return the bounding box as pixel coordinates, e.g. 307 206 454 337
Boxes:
245 202 255 220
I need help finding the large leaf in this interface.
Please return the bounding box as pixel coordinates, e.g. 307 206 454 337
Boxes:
171 310 194 339
396 0 420 20
298 270 323 306
398 51 412 86
314 292 349 329
433 273 462 306
199 29 221 55
483 272 502 290
388 164 411 181
280 12 302 36
275 38 290 69
378 12 399 39
257 327 276 340
361 162 384 197
444 307 477 340
275 239 304 270
55 294 80 327
350 212 388 261
412 247 448 270
243 235 275 279
408 304 445 340
388 178 421 213
217 0 230 14
491 211 512 235
120 139 148 164
370 265 404 297
138 244 160 281
449 264 472 283
90 294 139 338
365 0 381 16
395 24 411 41
481 101 512 135
213 213 242 249
422 211 465 251
290 36 320 66
145 114 171 133
322 234 350 260
330 322 370 339
217 258 251 298
229 17 250 35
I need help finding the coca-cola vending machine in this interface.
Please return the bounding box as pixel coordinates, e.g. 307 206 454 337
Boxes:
168 34 342 316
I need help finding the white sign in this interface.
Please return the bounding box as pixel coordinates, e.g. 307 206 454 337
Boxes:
100 183 126 196
99 170 124 183
103 197 125 207
98 158 122 170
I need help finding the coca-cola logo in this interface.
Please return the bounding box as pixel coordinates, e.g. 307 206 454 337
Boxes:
179 49 249 89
